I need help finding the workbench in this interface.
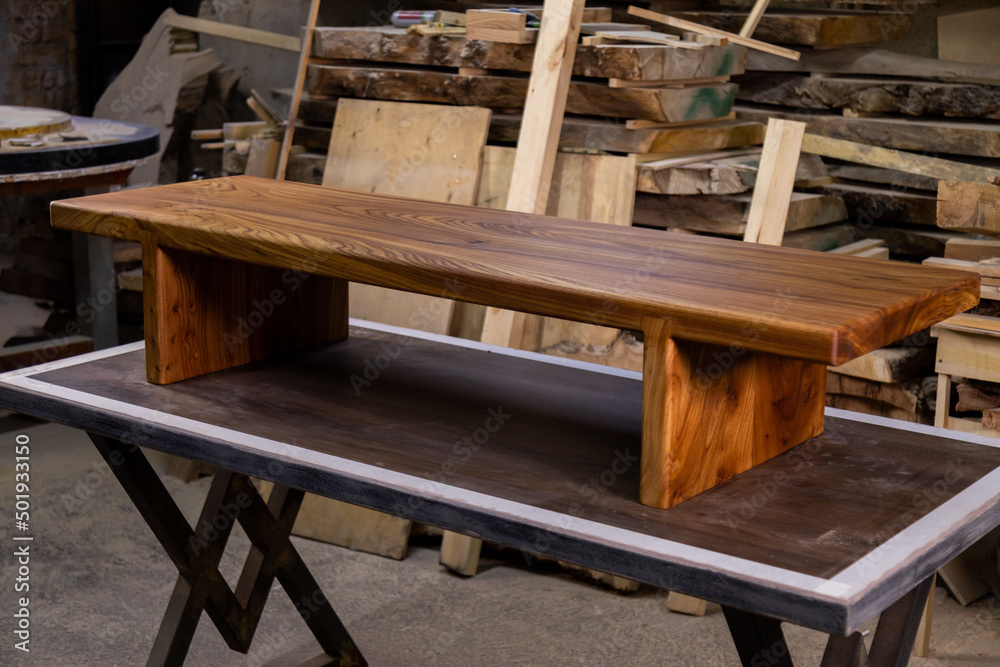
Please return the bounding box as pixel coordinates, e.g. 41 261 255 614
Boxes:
2 322 999 665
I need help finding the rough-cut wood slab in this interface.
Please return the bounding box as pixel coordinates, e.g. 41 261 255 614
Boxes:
830 347 934 384
746 47 1000 86
826 163 937 192
490 115 764 154
633 191 847 236
306 65 739 122
823 182 938 227
635 149 826 196
736 104 1000 158
310 26 747 81
863 227 957 258
737 74 1000 120
51 175 977 366
675 11 912 48
826 373 922 413
938 182 1000 236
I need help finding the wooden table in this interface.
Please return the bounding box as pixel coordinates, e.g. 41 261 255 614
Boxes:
2 323 999 665
48 175 977 509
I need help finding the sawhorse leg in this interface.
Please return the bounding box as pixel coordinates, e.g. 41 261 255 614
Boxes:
723 576 933 667
88 434 366 666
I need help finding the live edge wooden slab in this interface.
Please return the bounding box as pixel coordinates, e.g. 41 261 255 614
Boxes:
49 175 979 509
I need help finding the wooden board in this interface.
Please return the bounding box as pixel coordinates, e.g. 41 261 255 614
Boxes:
322 99 492 335
946 238 1000 262
476 146 636 356
823 182 938 227
310 27 746 81
938 182 1000 237
633 191 847 236
674 11 911 48
306 65 739 122
51 176 978 367
489 115 765 154
0 106 72 139
826 373 920 414
164 13 301 52
737 74 1000 120
736 105 1000 159
938 8 1000 67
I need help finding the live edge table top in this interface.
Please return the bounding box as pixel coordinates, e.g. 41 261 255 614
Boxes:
3 323 1000 636
49 175 977 365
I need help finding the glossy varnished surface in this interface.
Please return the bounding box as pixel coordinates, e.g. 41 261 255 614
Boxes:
27 329 1000 580
50 176 978 365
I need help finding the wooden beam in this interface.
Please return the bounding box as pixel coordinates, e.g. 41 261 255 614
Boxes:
938 181 1000 236
480 0 586 350
739 0 772 38
627 5 801 61
164 13 300 52
802 134 1000 184
276 0 321 180
743 118 805 246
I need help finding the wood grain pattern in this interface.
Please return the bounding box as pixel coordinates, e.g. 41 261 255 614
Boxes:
306 65 739 123
310 27 746 82
141 240 347 384
674 11 912 49
938 181 1000 236
51 175 979 366
640 318 825 507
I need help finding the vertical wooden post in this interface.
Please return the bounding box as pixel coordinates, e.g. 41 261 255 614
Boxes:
276 0 323 180
739 0 772 38
743 118 806 247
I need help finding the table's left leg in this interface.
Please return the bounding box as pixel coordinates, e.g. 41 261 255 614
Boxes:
722 606 794 667
88 434 366 666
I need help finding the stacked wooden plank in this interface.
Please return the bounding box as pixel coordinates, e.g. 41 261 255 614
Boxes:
720 19 1000 258
271 15 856 246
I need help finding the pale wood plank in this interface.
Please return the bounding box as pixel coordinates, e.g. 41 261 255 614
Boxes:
742 118 806 246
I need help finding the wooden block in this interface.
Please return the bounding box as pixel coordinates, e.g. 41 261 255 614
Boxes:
467 9 526 31
956 380 1000 412
983 408 1000 431
945 238 1000 262
830 347 934 384
440 532 483 576
743 118 806 246
938 181 1000 236
666 592 708 616
639 318 826 509
244 133 280 178
141 242 348 384
322 99 492 335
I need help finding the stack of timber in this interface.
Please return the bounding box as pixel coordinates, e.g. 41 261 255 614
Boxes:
684 2 1000 258
273 10 851 249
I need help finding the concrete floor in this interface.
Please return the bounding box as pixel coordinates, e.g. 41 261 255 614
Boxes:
1 417 1000 666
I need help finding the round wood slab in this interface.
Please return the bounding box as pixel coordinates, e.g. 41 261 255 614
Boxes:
0 106 73 139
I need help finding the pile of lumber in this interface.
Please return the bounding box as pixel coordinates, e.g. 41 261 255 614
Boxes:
704 2 1000 258
268 6 860 245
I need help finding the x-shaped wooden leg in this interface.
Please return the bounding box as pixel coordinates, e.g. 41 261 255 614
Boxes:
723 576 933 667
88 434 366 667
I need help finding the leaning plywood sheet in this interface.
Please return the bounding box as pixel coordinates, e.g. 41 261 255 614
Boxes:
311 27 747 81
322 99 492 334
307 65 738 123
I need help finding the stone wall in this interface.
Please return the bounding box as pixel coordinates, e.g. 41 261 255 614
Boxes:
0 0 78 112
